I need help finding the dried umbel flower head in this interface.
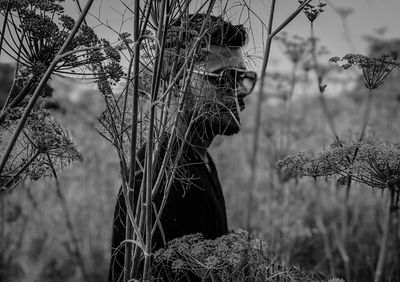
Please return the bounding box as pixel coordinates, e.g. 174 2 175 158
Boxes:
277 140 400 198
329 54 400 90
153 229 328 281
299 0 327 22
276 150 338 178
0 0 122 80
350 143 400 190
27 110 79 159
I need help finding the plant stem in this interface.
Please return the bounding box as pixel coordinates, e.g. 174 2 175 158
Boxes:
315 215 336 277
284 62 297 153
358 89 373 143
246 0 312 231
247 0 276 232
374 192 394 282
0 0 11 57
310 21 339 141
125 0 141 279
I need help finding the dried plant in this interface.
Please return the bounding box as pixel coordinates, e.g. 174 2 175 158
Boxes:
298 0 327 22
0 108 79 191
0 0 122 192
329 54 400 90
153 229 330 281
277 140 400 196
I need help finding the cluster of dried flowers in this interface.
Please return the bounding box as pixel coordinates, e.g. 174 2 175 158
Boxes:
0 107 80 189
0 0 122 79
153 229 339 281
0 0 123 191
298 0 327 22
277 141 400 195
329 54 400 90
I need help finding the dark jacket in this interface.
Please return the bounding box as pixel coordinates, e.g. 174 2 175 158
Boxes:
108 140 228 281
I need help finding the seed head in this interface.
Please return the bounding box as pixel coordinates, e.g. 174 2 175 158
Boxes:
298 0 327 22
329 54 400 90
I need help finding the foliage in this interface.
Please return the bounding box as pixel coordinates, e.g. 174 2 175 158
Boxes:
1 1 400 282
154 229 329 281
277 140 400 195
0 0 122 78
0 0 123 192
329 54 400 90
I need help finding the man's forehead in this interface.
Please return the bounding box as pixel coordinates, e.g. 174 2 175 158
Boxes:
198 46 245 71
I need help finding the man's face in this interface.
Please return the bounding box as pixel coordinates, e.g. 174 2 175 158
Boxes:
188 46 256 137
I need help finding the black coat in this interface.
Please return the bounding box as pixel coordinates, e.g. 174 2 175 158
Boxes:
108 140 228 281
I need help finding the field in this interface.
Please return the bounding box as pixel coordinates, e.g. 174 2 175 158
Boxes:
1 1 400 281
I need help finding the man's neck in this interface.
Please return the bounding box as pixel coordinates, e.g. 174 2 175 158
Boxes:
175 119 214 158
177 115 215 157
187 129 213 158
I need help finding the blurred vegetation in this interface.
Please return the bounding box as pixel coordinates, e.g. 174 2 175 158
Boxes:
1 35 399 282
212 36 400 282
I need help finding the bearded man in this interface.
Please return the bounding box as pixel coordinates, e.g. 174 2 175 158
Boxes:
108 13 257 281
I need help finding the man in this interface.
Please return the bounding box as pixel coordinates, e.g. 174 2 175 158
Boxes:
108 14 257 281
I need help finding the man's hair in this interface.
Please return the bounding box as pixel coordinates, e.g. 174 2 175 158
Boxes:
159 14 247 80
177 14 247 47
166 14 247 50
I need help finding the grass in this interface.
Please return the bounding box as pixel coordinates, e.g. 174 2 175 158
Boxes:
1 65 400 282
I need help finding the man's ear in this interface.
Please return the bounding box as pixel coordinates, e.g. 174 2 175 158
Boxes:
46 75 105 127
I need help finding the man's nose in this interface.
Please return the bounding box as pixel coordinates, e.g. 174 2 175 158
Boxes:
236 80 251 97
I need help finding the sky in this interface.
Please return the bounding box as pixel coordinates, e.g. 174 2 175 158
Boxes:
264 0 400 71
69 0 400 73
1 0 400 73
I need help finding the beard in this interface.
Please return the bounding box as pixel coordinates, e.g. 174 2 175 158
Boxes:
212 110 241 136
185 83 243 140
192 105 241 140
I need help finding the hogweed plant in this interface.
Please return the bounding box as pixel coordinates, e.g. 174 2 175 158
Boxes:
298 0 327 23
278 9 400 279
277 51 400 280
329 54 400 90
277 140 400 282
0 0 123 191
300 0 342 148
0 2 121 280
277 140 400 193
153 229 334 282
328 54 400 173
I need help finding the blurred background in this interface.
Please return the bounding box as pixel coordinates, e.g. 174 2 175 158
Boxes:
1 0 400 281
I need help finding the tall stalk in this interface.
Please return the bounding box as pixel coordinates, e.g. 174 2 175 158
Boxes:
0 0 11 56
374 190 395 282
246 0 313 231
124 0 141 279
310 21 339 141
310 19 353 282
283 62 298 153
